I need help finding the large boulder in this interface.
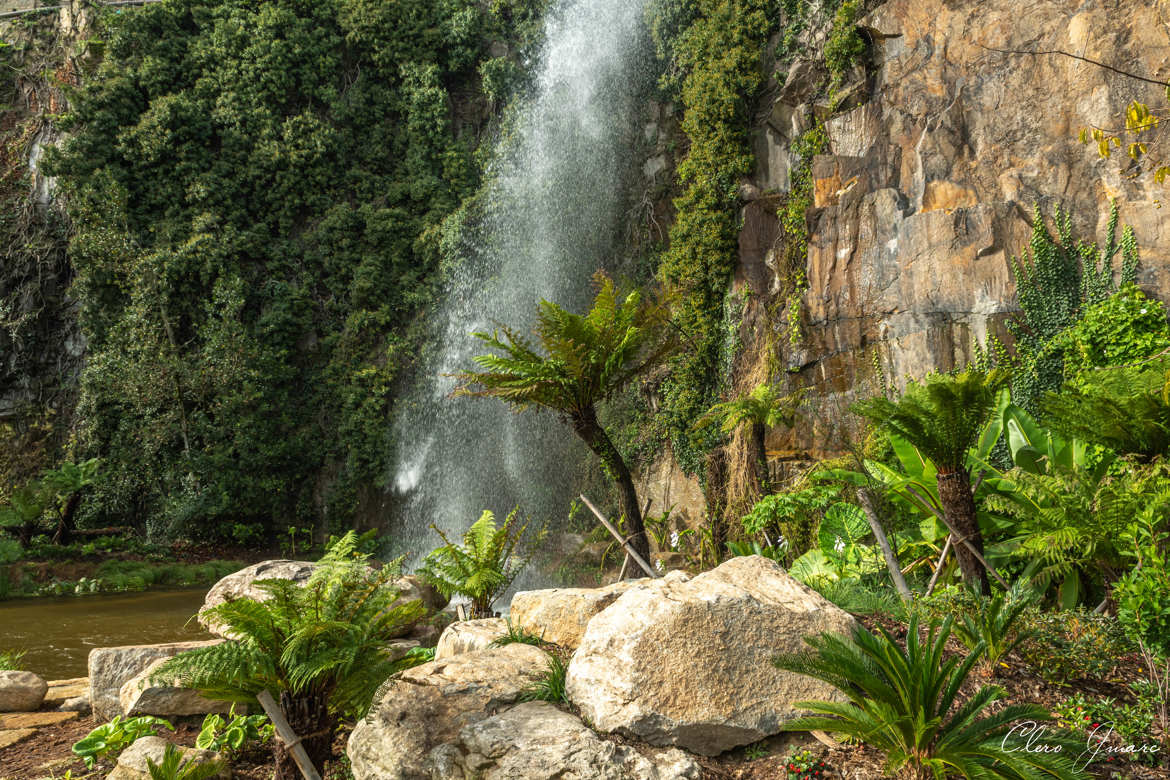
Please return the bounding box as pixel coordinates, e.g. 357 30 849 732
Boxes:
434 618 507 660
347 643 549 780
105 736 228 780
199 561 439 639
198 560 316 636
89 640 221 722
119 658 232 718
566 556 856 756
0 670 47 712
509 580 642 649
429 701 702 779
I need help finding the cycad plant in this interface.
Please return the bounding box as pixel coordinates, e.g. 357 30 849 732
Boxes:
418 508 544 618
774 615 1086 779
853 369 1008 593
696 383 802 494
456 272 674 563
154 533 426 780
952 585 1037 671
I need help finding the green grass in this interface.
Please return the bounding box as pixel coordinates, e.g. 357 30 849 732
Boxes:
0 649 25 670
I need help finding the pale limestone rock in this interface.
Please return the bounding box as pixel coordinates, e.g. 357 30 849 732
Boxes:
105 736 228 780
199 560 436 638
88 640 221 721
119 658 231 718
566 556 856 756
434 618 508 660
347 643 549 780
429 701 702 779
44 677 87 708
0 670 47 712
508 580 641 649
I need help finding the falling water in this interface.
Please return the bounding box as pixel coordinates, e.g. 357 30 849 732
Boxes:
388 0 655 561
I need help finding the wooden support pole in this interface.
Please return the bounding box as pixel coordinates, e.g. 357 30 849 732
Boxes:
256 690 323 780
580 494 659 578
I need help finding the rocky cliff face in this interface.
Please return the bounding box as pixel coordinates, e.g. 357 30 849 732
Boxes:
779 0 1167 452
640 0 1170 520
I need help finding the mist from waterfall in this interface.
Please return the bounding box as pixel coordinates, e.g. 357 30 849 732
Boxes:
388 0 655 563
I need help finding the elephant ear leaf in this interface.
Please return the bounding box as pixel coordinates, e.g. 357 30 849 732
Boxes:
819 503 868 552
789 549 839 584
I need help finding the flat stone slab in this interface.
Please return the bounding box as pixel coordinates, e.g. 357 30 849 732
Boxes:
0 710 79 729
43 678 88 706
44 677 88 707
0 727 36 749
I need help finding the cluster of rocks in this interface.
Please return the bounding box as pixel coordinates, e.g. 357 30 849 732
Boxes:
3 554 854 779
0 673 88 752
349 555 856 779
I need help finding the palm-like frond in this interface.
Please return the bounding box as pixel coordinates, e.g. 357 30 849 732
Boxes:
695 384 803 434
1041 359 1170 461
952 586 1038 666
155 532 425 720
417 508 546 616
774 615 1088 780
455 272 674 415
853 370 1009 472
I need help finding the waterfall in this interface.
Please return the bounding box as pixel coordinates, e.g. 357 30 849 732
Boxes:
388 0 654 563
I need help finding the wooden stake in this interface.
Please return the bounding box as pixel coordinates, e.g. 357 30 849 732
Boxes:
256 690 323 780
579 494 659 578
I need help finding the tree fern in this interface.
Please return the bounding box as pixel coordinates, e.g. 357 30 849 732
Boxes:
417 508 544 617
456 272 675 563
775 615 1087 779
154 532 427 779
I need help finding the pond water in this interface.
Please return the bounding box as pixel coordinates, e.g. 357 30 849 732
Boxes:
0 589 211 680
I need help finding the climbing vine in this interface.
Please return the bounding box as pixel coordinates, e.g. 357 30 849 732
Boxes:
46 0 544 540
646 0 780 476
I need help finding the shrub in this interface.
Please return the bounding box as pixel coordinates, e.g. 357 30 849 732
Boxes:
824 0 866 87
418 508 544 618
195 710 272 753
154 532 425 780
1017 607 1135 684
774 615 1086 779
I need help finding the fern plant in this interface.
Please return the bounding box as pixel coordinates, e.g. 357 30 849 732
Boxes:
456 272 674 564
418 508 544 618
853 369 1008 593
146 743 224 780
154 532 426 780
696 383 802 494
774 616 1086 779
1041 358 1170 462
952 586 1038 671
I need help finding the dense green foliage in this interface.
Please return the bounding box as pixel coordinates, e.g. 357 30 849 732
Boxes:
418 508 542 618
647 0 779 475
46 0 543 541
1007 203 1139 411
775 616 1086 779
155 532 427 775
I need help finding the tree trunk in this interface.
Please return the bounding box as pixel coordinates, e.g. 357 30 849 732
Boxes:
570 406 651 568
751 421 769 496
51 493 81 545
935 470 990 594
857 487 912 601
274 690 334 780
